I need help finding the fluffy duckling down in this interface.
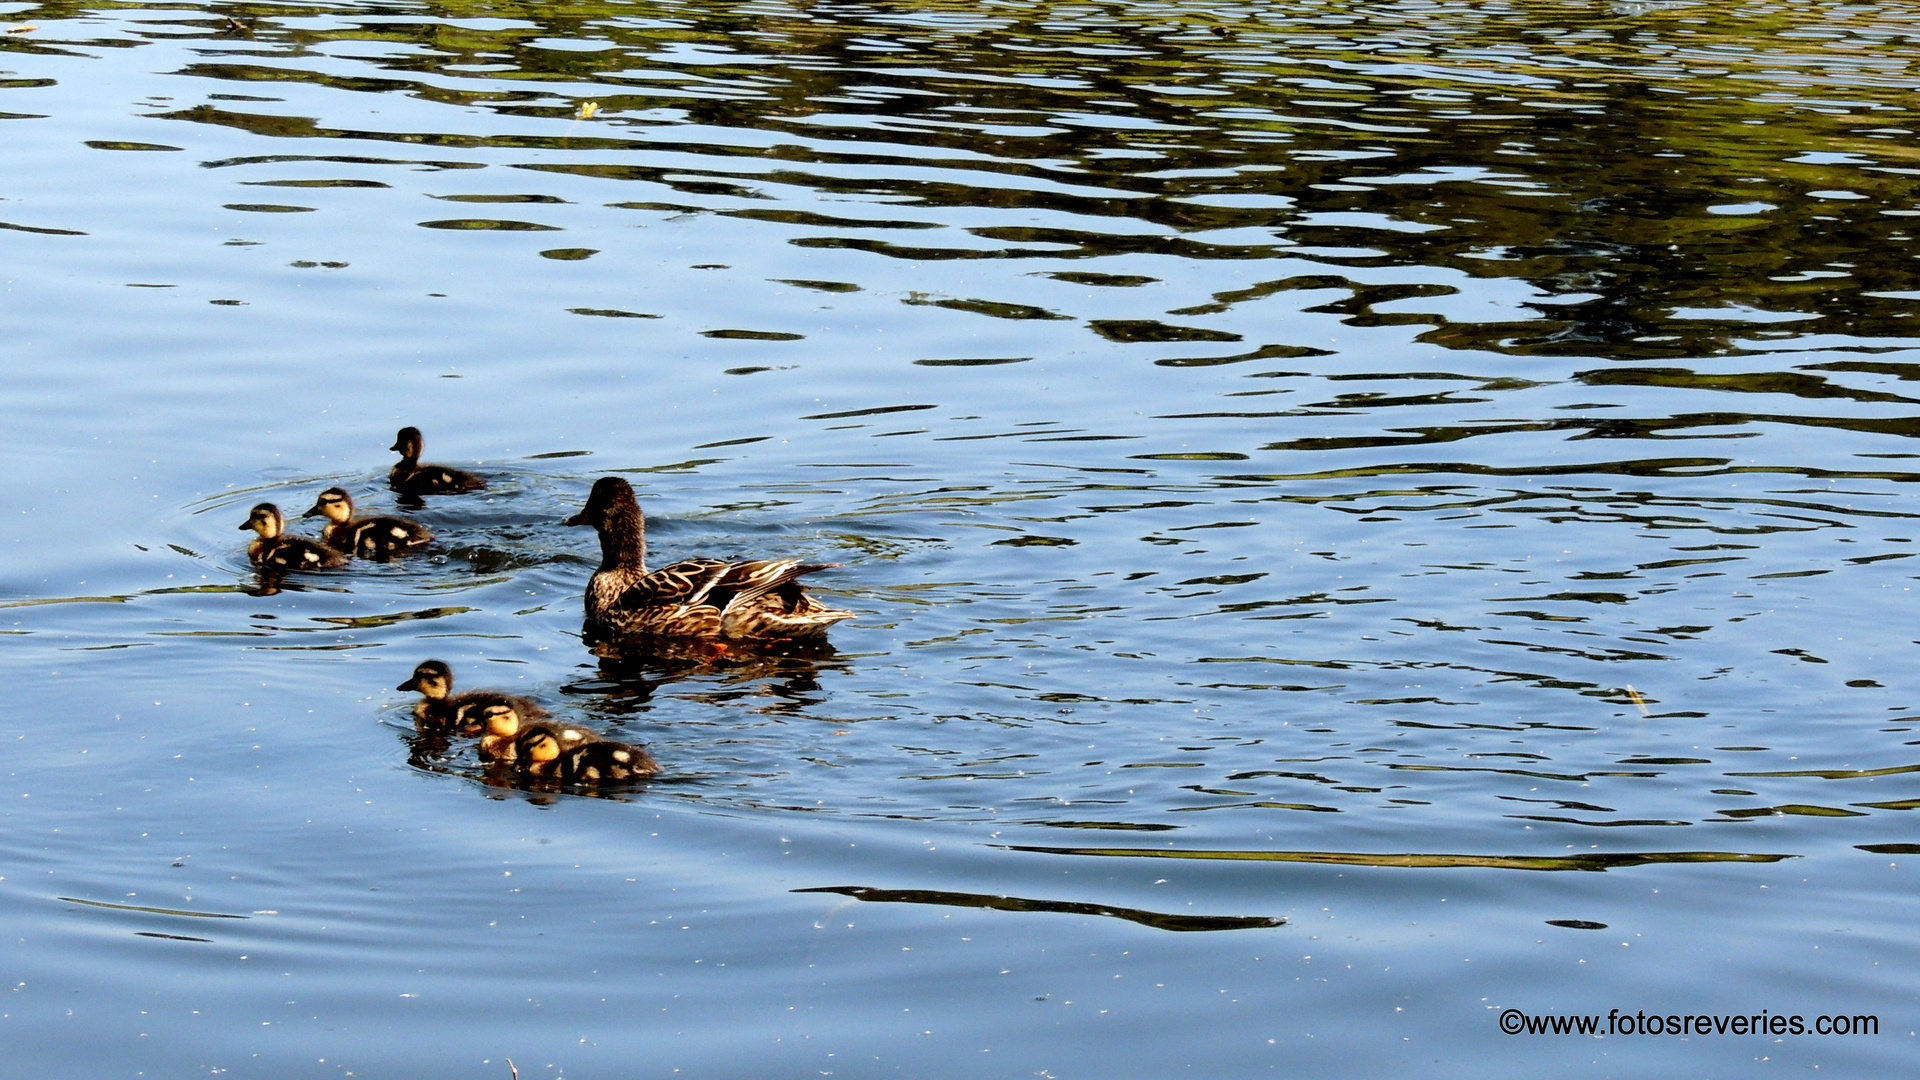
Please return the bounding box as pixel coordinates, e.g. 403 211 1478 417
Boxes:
389 426 486 495
517 726 660 782
304 487 432 558
473 702 598 764
397 659 548 733
239 503 347 570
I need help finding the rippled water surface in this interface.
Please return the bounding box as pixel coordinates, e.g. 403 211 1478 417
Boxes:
6 0 1920 1074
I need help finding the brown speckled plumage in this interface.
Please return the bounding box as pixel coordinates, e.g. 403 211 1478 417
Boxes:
563 476 853 641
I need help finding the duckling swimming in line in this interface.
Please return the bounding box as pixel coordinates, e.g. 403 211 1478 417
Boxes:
398 659 548 732
517 725 660 782
239 503 347 569
389 426 486 495
564 476 853 642
474 702 599 763
303 487 433 558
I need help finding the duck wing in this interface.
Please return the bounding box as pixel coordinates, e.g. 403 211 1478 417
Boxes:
681 559 838 611
602 559 846 640
618 558 839 612
613 558 735 611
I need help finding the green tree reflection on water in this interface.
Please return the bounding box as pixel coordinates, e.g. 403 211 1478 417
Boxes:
12 0 1920 371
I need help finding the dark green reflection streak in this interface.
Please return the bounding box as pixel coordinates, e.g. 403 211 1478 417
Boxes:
794 884 1284 931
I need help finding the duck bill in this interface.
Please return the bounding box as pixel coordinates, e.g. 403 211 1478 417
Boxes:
562 511 587 527
396 676 421 692
301 503 325 518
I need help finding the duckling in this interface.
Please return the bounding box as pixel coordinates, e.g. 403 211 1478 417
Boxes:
389 426 486 495
474 702 598 763
517 725 660 782
397 659 548 732
238 503 348 569
303 486 433 558
563 476 853 641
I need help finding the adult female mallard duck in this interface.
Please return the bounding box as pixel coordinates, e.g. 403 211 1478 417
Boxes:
517 725 660 782
473 702 598 763
303 487 433 558
397 659 549 732
389 426 486 495
238 503 348 569
563 476 853 642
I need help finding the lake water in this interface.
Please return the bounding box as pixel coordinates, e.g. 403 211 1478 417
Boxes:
4 0 1919 1074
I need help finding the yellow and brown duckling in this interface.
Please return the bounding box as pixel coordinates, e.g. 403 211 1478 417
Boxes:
397 659 548 733
517 725 660 783
389 426 486 496
564 476 853 642
474 702 598 764
238 502 348 570
303 486 433 558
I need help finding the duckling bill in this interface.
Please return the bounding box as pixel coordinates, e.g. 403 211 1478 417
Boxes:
564 476 853 642
239 503 347 569
398 659 548 732
390 426 486 495
304 487 432 558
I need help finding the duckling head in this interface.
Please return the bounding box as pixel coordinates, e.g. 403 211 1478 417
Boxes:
397 659 453 699
302 487 356 524
517 727 564 767
479 702 524 740
239 503 285 539
391 426 424 460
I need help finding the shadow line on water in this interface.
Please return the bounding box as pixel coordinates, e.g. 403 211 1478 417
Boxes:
995 846 1796 872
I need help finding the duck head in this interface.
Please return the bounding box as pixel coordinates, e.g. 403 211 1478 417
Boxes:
564 477 646 569
562 476 640 529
